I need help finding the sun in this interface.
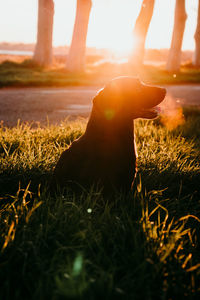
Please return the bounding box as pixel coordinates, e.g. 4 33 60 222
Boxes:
84 0 139 57
106 34 134 57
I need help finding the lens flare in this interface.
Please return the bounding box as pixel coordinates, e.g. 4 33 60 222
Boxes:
104 109 115 120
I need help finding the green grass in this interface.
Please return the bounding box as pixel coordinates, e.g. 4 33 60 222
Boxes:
0 108 200 299
1 59 200 88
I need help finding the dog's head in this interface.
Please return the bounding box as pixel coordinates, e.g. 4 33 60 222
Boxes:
93 76 166 120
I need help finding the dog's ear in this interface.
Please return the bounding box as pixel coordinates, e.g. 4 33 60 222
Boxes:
93 87 109 110
93 88 104 103
93 87 120 120
93 78 123 110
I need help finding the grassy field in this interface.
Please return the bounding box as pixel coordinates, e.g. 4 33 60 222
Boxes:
1 58 200 88
0 108 200 299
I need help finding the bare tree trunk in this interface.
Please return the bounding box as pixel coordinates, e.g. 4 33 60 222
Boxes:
129 0 155 66
66 0 92 72
166 0 187 72
193 0 200 67
33 0 54 67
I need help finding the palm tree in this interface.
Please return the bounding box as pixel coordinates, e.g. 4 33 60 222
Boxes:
33 0 54 67
66 0 92 72
193 0 200 67
129 0 155 67
166 0 187 72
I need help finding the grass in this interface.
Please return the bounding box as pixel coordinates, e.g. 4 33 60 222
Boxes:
1 59 200 88
0 107 200 299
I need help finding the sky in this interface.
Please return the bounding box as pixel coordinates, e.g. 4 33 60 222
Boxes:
0 0 198 53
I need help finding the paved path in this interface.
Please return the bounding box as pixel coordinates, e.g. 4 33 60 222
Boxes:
0 85 200 126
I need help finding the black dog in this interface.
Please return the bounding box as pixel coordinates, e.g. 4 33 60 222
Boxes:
51 77 166 193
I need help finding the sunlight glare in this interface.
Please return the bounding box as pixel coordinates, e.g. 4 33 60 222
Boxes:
108 36 134 57
0 0 197 52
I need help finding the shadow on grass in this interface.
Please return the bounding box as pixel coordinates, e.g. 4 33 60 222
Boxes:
0 173 199 299
0 153 199 223
0 169 52 197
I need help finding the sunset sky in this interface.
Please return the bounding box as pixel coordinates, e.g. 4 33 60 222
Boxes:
0 0 198 54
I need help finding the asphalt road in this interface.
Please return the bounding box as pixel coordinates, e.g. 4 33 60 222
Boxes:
0 85 200 126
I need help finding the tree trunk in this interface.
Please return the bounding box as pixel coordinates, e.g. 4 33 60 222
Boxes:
129 0 155 66
66 0 92 72
33 0 54 67
193 0 200 67
166 0 187 72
